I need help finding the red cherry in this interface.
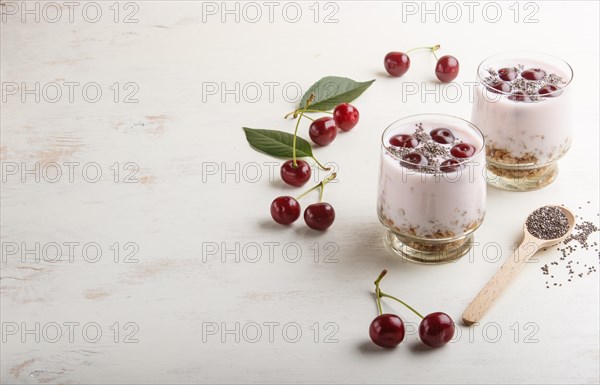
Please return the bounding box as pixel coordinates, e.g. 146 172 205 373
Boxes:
369 314 405 348
280 160 311 187
333 103 360 131
508 91 528 102
538 84 562 97
309 117 337 146
435 55 459 83
498 67 518 81
440 159 461 173
270 196 301 225
401 153 428 169
451 143 476 158
304 202 335 230
384 52 410 77
390 134 419 148
419 312 455 348
430 128 455 144
521 68 546 81
489 81 511 93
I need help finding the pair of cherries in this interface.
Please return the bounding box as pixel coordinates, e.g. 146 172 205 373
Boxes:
369 270 455 348
309 103 360 146
384 44 459 83
280 103 359 187
271 173 336 231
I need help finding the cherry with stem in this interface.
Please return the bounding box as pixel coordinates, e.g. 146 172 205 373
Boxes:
271 173 336 225
303 173 337 231
406 44 460 83
281 94 330 187
309 116 337 146
372 269 455 348
384 44 440 78
369 269 406 348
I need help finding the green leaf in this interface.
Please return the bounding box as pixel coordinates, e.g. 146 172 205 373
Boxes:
242 127 313 159
299 76 375 111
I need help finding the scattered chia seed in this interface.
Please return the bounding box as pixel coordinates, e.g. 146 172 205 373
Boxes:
526 206 570 240
564 221 599 248
541 202 599 289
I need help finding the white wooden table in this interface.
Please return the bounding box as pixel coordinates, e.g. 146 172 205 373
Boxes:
1 1 599 383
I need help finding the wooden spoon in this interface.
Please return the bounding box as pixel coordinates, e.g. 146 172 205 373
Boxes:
462 205 575 325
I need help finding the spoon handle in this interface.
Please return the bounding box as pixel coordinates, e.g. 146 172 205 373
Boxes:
462 235 541 325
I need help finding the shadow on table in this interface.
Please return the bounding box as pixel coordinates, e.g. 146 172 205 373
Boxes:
356 339 439 355
356 340 392 355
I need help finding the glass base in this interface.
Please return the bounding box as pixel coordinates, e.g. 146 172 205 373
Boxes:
485 162 558 191
384 231 474 264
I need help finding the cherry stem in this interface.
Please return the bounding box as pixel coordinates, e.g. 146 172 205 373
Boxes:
318 181 325 202
375 287 384 315
374 269 387 315
373 269 424 319
292 94 314 167
406 44 441 56
295 172 337 201
379 292 424 319
284 108 333 119
374 269 388 286
301 115 315 122
311 156 331 171
305 109 333 115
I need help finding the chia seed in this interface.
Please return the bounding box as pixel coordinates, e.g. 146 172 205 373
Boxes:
564 221 599 248
526 206 570 240
541 202 599 289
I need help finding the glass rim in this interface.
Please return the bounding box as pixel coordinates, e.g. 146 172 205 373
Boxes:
476 50 574 97
381 113 485 170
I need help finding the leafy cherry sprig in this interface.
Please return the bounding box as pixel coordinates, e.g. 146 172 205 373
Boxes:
243 76 375 170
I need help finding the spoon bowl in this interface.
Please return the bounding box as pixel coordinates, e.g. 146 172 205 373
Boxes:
524 205 576 248
462 205 575 326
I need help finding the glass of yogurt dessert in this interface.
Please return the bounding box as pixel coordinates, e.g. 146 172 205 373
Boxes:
377 114 486 264
471 51 574 191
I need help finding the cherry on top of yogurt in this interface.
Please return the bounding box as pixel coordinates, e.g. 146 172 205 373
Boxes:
508 91 528 102
538 84 562 97
498 67 518 81
440 159 461 173
451 143 476 159
401 153 428 169
490 81 512 93
390 134 419 148
521 68 546 81
430 128 455 144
